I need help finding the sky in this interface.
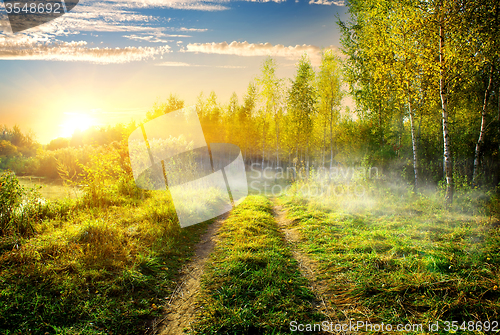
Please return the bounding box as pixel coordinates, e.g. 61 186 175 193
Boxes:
0 0 348 143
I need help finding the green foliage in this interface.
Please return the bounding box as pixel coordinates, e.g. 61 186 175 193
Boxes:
0 140 17 157
46 137 70 150
146 94 184 121
79 143 137 207
0 171 24 235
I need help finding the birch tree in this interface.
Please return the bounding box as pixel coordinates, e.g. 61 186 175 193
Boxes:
317 49 343 169
257 57 283 168
288 54 317 173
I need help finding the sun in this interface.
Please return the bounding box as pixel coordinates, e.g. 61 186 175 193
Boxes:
59 113 95 138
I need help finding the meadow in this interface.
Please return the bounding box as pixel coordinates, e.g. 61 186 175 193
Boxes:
17 177 82 200
0 163 499 334
279 180 500 333
0 170 220 334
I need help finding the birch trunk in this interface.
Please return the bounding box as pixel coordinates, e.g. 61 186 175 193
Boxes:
261 119 266 169
275 116 280 169
408 98 418 191
330 103 334 170
439 23 454 205
472 65 493 184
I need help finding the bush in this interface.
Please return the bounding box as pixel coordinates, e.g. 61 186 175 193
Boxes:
4 156 40 176
0 171 48 236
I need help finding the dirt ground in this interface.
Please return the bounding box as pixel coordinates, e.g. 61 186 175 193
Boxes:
153 215 225 335
272 201 337 323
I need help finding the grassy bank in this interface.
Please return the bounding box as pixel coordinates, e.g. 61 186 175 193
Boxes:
0 190 216 334
280 187 500 333
191 195 323 334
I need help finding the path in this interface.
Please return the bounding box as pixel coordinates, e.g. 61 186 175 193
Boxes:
272 201 336 321
152 214 226 335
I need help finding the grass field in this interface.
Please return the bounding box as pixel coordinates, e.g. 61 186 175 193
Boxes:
0 190 216 334
279 183 500 334
1 169 499 334
17 176 82 200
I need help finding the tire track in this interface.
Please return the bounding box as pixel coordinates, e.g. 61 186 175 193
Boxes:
153 214 226 335
273 199 361 335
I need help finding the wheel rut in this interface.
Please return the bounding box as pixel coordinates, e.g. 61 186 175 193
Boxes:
272 200 337 324
153 214 226 335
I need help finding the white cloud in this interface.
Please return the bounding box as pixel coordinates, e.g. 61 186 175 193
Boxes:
0 35 171 63
98 0 228 11
308 0 345 5
215 64 246 68
166 34 192 38
156 61 246 68
178 27 209 32
181 41 338 65
1 0 212 39
124 33 173 43
157 61 192 66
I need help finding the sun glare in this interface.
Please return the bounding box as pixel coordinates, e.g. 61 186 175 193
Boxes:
59 113 95 138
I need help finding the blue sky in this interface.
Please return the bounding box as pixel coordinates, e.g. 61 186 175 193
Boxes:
0 0 348 143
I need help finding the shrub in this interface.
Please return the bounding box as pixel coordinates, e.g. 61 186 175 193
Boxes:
0 171 38 236
0 171 24 234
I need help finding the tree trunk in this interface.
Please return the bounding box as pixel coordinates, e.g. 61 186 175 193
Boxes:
262 119 266 169
497 88 500 188
408 98 418 191
322 114 327 167
276 116 280 169
439 23 454 205
330 102 334 170
378 104 383 144
472 64 494 185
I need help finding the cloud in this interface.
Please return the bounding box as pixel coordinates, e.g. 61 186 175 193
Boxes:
167 34 192 38
308 0 345 5
157 61 192 66
243 0 286 3
156 61 246 68
177 27 209 32
181 41 338 65
124 33 173 43
0 36 171 63
1 0 213 39
215 65 246 68
101 0 228 11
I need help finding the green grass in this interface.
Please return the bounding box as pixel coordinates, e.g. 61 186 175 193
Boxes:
190 195 323 335
280 186 500 334
17 176 82 200
0 190 218 334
